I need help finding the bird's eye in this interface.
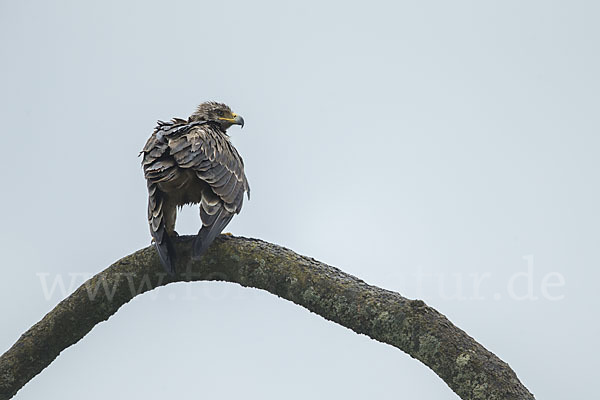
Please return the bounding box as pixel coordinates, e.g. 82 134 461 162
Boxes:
217 110 225 117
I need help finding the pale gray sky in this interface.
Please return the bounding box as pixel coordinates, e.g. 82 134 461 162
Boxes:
1 1 598 398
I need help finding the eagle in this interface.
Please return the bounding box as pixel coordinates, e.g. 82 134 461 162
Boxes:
141 102 249 274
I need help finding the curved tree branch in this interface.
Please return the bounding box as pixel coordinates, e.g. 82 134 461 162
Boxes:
0 235 534 399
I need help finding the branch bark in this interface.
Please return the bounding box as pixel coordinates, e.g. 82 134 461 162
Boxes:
0 235 534 399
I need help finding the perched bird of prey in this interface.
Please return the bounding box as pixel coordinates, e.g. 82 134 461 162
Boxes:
141 102 249 274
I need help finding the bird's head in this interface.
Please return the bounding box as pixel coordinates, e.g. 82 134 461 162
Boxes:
190 101 244 131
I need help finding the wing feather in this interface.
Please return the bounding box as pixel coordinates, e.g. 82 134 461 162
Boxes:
183 125 249 257
145 181 174 274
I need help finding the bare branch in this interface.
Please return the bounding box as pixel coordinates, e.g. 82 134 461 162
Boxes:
0 235 534 399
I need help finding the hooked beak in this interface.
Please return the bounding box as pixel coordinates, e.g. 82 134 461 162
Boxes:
218 113 245 128
233 114 244 128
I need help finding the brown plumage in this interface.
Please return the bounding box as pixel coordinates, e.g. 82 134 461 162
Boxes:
141 102 249 274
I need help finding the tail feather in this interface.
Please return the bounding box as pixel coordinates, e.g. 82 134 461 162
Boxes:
193 207 233 258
